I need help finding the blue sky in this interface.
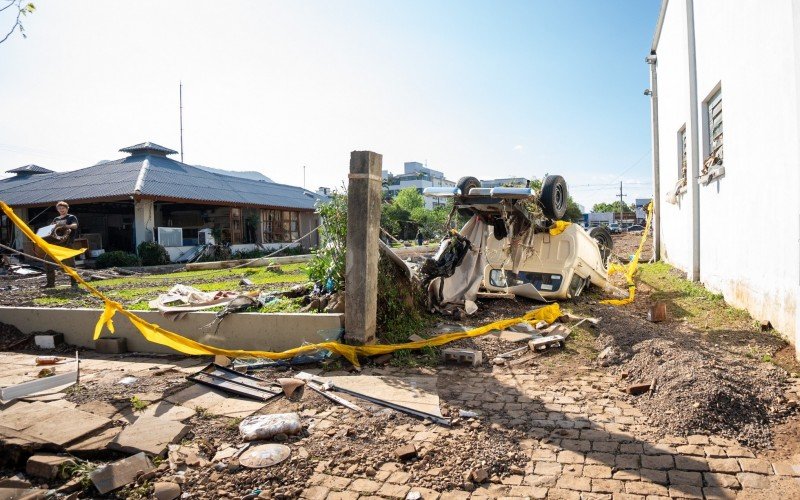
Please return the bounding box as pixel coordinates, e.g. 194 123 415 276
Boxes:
0 0 661 209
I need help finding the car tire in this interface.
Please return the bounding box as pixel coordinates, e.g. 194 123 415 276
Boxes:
540 175 568 220
456 176 481 218
589 226 613 262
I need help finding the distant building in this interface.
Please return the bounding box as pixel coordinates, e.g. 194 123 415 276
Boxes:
647 0 799 345
634 198 653 223
383 162 455 209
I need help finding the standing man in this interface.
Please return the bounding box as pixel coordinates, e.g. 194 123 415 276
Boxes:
44 201 79 289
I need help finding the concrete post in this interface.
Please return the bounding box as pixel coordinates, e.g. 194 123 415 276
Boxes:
344 151 382 344
133 199 155 248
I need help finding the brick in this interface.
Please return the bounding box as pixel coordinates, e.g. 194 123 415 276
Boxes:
668 485 703 499
612 470 641 481
611 494 646 500
534 461 561 475
406 487 439 499
686 435 709 445
616 454 640 469
667 470 702 486
439 493 471 500
620 443 644 454
531 448 558 461
442 348 482 366
644 444 677 455
707 458 740 473
772 461 800 476
524 474 558 487
546 488 581 499
591 479 623 493
639 468 669 484
394 444 417 460
641 454 674 470
562 439 591 452
26 454 75 479
376 482 410 498
319 475 351 490
725 447 755 458
562 463 583 476
702 487 738 499
586 452 615 465
702 473 740 489
557 450 585 464
556 475 591 491
583 465 613 479
593 441 619 453
327 492 355 500
736 472 769 489
387 471 411 484
625 481 668 496
674 455 709 471
301 486 330 500
704 446 727 458
710 437 737 447
737 458 772 474
675 445 705 456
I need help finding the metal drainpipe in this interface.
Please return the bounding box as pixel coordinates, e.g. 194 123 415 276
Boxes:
647 53 661 261
686 0 701 281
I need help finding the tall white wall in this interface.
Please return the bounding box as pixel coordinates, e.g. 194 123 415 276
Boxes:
654 0 800 345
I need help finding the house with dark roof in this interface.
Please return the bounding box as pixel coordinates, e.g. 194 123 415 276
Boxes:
0 142 324 260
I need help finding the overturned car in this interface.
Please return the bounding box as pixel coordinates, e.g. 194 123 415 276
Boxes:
421 176 625 313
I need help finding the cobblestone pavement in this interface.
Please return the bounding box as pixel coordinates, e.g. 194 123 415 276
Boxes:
299 363 800 500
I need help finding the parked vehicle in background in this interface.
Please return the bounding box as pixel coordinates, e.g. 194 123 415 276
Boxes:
627 225 645 234
608 223 622 234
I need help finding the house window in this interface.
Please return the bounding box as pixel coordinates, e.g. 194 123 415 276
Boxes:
262 209 300 243
678 125 687 185
705 88 723 172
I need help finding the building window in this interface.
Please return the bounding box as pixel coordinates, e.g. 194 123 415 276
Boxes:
262 209 300 243
704 88 723 173
678 125 687 187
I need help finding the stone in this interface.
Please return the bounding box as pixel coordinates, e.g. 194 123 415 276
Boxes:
66 427 121 453
702 472 740 488
470 468 489 483
442 348 483 366
34 333 64 349
736 472 769 489
738 458 772 474
26 454 75 479
108 416 189 455
394 444 417 460
707 458 740 473
89 452 154 495
641 454 674 470
773 461 800 476
154 481 181 500
667 470 703 486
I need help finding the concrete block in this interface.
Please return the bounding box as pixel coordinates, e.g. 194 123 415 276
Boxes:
442 348 482 366
95 337 127 354
89 452 154 494
108 416 189 455
26 453 75 479
34 333 64 349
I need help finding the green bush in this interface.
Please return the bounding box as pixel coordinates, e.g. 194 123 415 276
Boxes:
232 244 307 260
307 194 347 292
95 251 141 269
137 241 170 266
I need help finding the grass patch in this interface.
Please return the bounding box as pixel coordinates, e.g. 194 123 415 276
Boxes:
33 296 72 307
637 262 751 330
130 395 149 411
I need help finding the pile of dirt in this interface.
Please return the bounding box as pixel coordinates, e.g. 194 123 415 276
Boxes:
0 322 29 350
603 334 793 447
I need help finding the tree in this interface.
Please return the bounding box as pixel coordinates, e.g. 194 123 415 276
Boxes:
591 201 633 213
393 187 424 213
1 1 35 45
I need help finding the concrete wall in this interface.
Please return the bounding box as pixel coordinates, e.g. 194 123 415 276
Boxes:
0 307 344 355
654 0 800 346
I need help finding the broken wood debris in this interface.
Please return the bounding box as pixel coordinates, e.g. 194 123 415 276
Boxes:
626 380 655 396
647 302 667 322
187 363 282 402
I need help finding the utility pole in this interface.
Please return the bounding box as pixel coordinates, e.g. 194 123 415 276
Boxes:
618 181 627 224
179 81 184 163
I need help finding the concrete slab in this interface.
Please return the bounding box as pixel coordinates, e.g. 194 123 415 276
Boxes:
77 401 127 420
66 427 122 453
119 401 196 423
108 416 189 455
89 452 154 495
23 408 111 447
491 330 535 342
165 384 265 418
0 401 52 431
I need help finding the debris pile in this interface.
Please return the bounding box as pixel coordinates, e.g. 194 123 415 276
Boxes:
609 337 792 447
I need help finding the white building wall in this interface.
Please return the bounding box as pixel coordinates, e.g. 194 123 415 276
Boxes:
654 0 800 346
654 0 693 272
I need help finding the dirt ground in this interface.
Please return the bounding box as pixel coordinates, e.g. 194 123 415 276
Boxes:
2 255 800 499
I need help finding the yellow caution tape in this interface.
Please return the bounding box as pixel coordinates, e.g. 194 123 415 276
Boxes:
2 202 86 261
549 220 571 236
1 200 561 367
600 201 654 306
